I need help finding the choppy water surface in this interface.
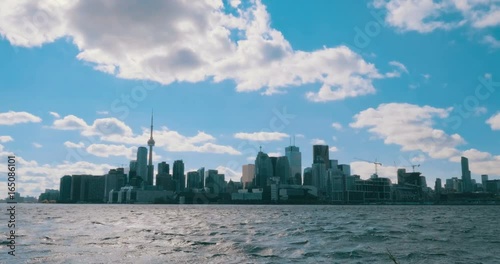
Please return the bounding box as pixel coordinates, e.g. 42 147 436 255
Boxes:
1 204 500 263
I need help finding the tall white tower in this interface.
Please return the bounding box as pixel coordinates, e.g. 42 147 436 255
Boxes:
147 110 155 186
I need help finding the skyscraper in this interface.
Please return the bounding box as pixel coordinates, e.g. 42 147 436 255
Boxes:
205 169 219 193
158 162 169 175
482 174 489 188
285 145 302 185
104 168 126 202
129 160 137 185
173 160 185 192
303 167 312 186
156 162 173 191
136 147 148 183
461 156 472 193
59 175 72 203
275 156 291 184
254 149 273 188
197 167 205 188
187 171 199 190
242 164 255 188
313 145 330 169
147 111 155 186
435 178 442 194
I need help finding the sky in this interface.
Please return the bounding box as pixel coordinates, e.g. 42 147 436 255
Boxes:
1 0 500 198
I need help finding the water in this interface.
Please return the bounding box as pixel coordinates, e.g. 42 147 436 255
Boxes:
1 204 500 263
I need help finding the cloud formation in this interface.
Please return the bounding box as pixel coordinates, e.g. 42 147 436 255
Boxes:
234 132 289 142
0 111 42 125
0 0 403 101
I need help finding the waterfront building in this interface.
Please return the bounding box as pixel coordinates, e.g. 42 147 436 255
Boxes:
461 156 472 193
136 147 148 183
59 175 72 203
242 164 255 189
254 149 273 188
313 145 330 169
173 160 185 192
285 145 302 185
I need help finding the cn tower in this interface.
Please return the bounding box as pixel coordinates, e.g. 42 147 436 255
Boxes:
147 110 155 186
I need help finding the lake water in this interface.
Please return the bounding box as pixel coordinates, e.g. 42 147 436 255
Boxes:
1 204 500 263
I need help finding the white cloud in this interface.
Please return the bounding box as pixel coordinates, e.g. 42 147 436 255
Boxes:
33 142 43 148
82 118 134 137
49 111 60 118
311 138 327 145
234 132 289 142
373 0 500 35
350 161 399 183
52 115 88 130
351 103 500 176
0 142 115 197
483 35 500 48
331 122 343 130
247 156 256 162
86 144 139 160
409 84 419 89
350 103 464 159
294 133 305 138
64 141 85 148
52 114 241 155
0 111 42 125
473 106 487 116
421 73 431 80
410 154 426 164
386 61 409 77
0 0 400 102
215 165 241 181
329 146 339 152
268 152 281 157
486 112 500 130
0 136 13 143
96 110 109 115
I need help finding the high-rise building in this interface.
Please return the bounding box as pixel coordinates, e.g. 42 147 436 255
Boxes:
156 163 173 191
461 156 472 193
158 162 169 175
481 174 488 188
136 147 148 182
197 167 205 188
254 149 273 188
270 156 278 176
338 164 351 176
128 160 137 185
205 169 218 193
215 174 226 193
312 163 327 192
147 112 155 186
313 145 330 169
187 171 199 190
71 175 105 203
303 167 312 185
285 145 302 185
59 175 72 203
275 156 291 184
104 168 126 202
435 178 442 193
173 160 185 192
242 164 255 188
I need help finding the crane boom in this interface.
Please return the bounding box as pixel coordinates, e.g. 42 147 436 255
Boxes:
354 158 382 175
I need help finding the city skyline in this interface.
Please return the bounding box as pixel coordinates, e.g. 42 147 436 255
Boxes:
1 0 500 198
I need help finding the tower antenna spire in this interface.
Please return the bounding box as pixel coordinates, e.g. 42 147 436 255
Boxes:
150 109 154 138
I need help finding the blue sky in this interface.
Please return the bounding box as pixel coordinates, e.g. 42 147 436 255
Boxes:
1 0 500 197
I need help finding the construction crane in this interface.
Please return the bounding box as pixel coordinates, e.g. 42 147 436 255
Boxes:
354 158 382 175
410 164 420 172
